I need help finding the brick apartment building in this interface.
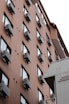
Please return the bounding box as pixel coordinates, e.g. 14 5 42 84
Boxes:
0 0 69 104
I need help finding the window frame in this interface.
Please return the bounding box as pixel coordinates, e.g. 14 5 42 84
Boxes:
37 65 43 77
38 88 44 101
47 48 51 57
2 13 13 28
37 46 42 56
21 42 30 55
36 28 41 38
21 65 29 80
20 94 29 104
0 69 9 86
0 36 11 54
22 22 30 34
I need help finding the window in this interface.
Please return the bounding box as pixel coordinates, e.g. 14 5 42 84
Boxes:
23 6 31 22
22 22 31 41
21 66 31 89
47 48 51 57
36 29 40 38
0 36 11 64
35 3 41 15
36 14 39 22
2 13 13 36
6 0 15 14
36 29 43 44
21 43 31 63
20 95 29 104
38 89 44 101
0 70 9 86
43 16 47 25
0 69 9 97
22 22 28 33
37 46 44 63
37 66 42 77
49 88 56 102
47 48 52 62
21 66 29 80
0 37 11 54
50 88 53 96
25 0 31 6
36 14 42 28
21 43 29 55
2 13 13 27
46 33 52 46
37 47 41 56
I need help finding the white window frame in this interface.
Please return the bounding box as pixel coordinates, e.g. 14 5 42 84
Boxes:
20 95 28 104
38 90 43 101
37 66 42 77
21 44 28 54
22 23 28 33
47 49 51 57
2 14 10 26
21 67 28 80
37 48 41 56
23 6 28 15
36 15 39 22
36 29 40 38
0 38 11 53
2 73 8 86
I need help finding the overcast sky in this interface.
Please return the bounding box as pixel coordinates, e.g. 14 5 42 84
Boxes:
41 0 69 52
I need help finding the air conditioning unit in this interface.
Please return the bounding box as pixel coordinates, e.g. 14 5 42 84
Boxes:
1 50 11 64
22 78 31 89
0 82 10 98
38 54 44 63
38 75 45 84
23 53 31 63
4 24 13 37
39 100 46 104
37 36 43 44
25 13 31 22
24 31 31 41
37 20 42 28
48 56 52 63
25 0 31 6
7 2 15 14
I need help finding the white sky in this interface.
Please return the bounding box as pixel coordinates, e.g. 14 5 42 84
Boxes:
41 0 69 52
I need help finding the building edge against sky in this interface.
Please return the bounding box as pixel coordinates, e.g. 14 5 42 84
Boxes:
0 0 69 104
